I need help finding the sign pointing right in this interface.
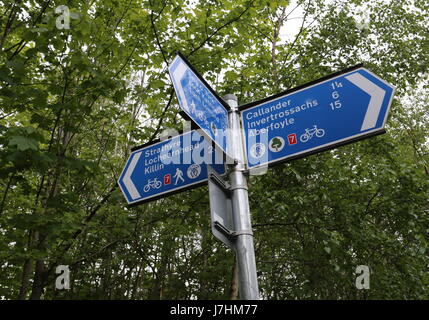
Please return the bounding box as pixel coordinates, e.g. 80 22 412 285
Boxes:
240 65 395 169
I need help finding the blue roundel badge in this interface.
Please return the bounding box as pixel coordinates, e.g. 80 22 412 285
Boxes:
187 164 201 179
250 143 266 159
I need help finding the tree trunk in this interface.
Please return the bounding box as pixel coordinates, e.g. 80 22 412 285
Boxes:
29 232 47 300
230 260 239 300
30 259 46 299
17 258 33 299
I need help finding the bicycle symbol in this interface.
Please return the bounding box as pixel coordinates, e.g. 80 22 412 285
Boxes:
300 125 325 143
143 178 162 192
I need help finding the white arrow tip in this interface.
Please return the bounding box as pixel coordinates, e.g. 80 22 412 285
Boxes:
345 72 386 131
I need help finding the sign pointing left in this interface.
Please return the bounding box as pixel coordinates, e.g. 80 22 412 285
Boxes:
118 130 225 205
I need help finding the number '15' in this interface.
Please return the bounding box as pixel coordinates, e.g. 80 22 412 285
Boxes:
330 100 341 110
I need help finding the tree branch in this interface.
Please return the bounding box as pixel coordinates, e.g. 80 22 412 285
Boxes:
188 2 254 57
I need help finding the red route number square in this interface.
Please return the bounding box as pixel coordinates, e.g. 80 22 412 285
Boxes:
164 174 171 185
288 133 297 145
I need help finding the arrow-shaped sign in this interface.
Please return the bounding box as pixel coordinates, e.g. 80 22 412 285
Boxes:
168 53 232 159
118 130 226 205
240 65 395 169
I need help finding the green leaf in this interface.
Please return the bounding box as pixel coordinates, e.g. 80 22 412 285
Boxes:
8 136 39 151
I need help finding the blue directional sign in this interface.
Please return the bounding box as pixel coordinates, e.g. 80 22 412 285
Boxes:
240 66 395 169
118 130 225 205
168 53 231 159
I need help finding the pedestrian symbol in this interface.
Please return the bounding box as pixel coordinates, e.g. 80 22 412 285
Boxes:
190 101 197 114
173 168 185 185
211 122 218 136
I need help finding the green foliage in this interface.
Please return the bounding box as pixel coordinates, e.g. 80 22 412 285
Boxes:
0 0 428 300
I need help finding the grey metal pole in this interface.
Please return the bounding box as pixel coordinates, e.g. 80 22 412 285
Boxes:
224 94 260 300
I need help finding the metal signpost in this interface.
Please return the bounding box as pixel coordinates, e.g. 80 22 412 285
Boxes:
224 94 260 300
240 65 395 169
206 96 261 300
118 54 395 300
168 53 260 299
